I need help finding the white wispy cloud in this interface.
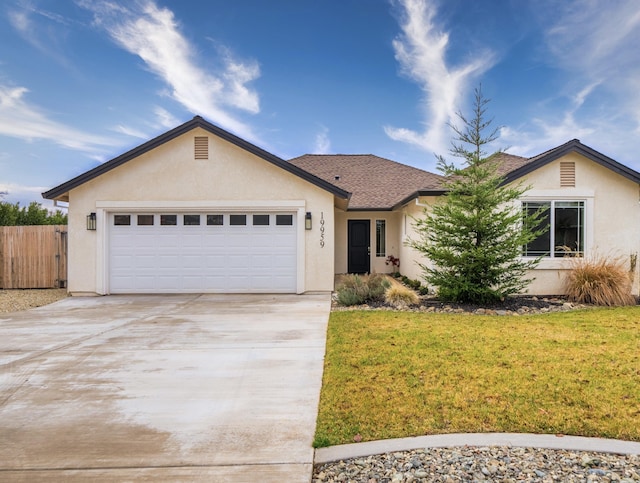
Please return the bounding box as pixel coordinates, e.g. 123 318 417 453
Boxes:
79 0 261 141
544 0 640 77
0 182 48 196
8 1 73 67
313 126 332 154
0 182 53 206
0 84 115 151
545 0 640 129
502 0 640 161
385 0 496 156
112 124 149 139
153 106 179 129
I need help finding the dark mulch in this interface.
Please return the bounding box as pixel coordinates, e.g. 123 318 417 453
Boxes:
340 294 572 313
419 295 567 312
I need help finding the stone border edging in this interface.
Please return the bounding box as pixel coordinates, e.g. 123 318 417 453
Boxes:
314 433 640 464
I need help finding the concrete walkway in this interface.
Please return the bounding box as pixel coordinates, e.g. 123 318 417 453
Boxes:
0 293 331 482
315 433 640 464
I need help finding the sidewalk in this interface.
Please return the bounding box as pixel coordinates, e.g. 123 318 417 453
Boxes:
315 433 640 464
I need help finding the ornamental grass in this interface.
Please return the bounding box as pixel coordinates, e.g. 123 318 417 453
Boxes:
564 255 636 306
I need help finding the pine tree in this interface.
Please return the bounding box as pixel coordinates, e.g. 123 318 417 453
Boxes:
410 87 544 304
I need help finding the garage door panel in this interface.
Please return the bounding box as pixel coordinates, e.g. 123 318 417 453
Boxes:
182 255 203 268
204 255 226 268
157 255 180 268
134 255 156 269
109 211 297 293
251 255 274 269
111 254 133 269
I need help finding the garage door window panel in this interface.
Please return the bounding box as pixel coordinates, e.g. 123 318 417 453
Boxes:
184 214 200 226
276 214 293 226
137 214 154 226
114 215 131 226
161 215 177 226
230 214 247 226
253 214 270 225
207 214 224 226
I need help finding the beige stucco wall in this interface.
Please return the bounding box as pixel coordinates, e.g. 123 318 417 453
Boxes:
67 127 336 294
334 211 401 274
398 196 437 285
397 153 640 295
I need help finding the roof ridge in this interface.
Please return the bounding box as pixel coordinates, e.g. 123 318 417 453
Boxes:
290 153 444 178
527 139 579 161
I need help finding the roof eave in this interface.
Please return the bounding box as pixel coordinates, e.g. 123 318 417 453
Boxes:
346 207 395 212
393 189 447 210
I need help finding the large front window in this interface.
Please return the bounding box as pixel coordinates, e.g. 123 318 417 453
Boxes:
523 201 585 257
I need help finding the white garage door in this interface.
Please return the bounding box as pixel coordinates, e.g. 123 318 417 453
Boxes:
109 212 297 293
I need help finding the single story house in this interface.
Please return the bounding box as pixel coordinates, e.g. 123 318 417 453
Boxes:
43 116 640 296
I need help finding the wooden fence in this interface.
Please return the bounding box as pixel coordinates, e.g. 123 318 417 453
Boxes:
0 225 67 289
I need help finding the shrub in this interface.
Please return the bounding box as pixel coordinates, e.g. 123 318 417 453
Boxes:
366 273 390 300
384 284 419 308
564 255 636 306
336 274 391 306
336 275 369 306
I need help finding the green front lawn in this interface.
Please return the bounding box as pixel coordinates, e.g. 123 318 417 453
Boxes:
314 308 640 447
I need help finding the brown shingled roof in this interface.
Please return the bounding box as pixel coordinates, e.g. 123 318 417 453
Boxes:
487 152 530 177
289 154 445 210
289 140 640 211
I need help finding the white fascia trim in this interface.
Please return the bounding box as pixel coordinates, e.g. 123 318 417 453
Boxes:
529 258 580 270
520 189 595 199
296 208 306 294
96 208 108 295
96 200 306 211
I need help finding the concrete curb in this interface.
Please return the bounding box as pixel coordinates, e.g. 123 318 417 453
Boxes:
314 433 640 464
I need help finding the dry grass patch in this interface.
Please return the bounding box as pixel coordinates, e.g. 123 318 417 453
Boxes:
314 308 640 447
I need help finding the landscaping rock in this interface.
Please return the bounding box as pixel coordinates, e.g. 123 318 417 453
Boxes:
332 294 592 316
0 289 67 313
313 448 640 482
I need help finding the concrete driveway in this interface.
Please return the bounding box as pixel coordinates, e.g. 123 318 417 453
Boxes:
0 293 331 482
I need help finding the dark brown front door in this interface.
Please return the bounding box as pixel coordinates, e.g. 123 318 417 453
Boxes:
348 220 370 274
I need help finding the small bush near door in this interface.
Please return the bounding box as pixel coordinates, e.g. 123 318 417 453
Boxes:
336 274 391 306
564 255 636 306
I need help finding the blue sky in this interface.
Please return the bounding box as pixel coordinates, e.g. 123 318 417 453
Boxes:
1 0 639 207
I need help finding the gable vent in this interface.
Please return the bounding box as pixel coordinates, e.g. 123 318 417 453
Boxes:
560 161 575 187
194 136 209 159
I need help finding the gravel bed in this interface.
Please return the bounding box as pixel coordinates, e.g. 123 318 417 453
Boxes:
313 446 640 482
332 295 593 316
0 289 68 313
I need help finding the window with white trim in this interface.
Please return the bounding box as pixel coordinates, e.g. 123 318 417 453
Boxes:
375 219 386 257
523 201 585 257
